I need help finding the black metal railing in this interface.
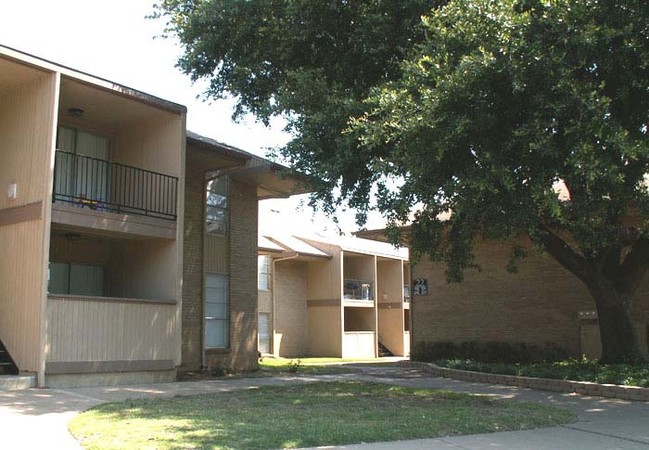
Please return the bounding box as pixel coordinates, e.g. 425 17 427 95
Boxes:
53 151 178 220
343 279 374 301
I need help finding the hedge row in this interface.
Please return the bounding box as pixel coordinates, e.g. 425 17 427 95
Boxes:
412 341 569 364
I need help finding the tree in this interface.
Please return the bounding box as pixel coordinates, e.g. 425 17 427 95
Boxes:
156 0 649 363
153 0 442 220
352 0 649 363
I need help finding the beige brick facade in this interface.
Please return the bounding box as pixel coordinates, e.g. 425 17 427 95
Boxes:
182 150 260 373
205 179 259 371
181 153 204 370
259 236 410 358
273 260 309 357
411 239 649 358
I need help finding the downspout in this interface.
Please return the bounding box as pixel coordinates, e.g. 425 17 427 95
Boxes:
271 252 299 357
373 255 378 358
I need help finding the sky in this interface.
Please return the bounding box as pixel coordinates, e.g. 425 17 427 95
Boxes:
0 0 385 236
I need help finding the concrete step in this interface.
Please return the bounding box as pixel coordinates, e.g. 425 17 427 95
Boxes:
0 374 36 391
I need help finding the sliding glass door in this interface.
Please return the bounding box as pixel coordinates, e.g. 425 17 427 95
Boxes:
55 126 110 206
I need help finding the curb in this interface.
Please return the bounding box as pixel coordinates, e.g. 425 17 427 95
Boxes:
402 361 649 402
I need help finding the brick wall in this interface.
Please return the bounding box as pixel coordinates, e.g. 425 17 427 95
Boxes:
181 154 204 370
182 152 260 373
274 259 309 357
204 179 259 372
411 238 649 358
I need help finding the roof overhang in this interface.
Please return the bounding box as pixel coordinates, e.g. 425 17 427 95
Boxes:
259 235 332 260
0 44 186 116
187 131 312 199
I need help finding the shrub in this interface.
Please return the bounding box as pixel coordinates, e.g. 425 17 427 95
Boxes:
432 356 649 388
287 359 302 373
412 341 568 364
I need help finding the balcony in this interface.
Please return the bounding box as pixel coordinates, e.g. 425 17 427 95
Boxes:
53 151 178 221
343 279 374 301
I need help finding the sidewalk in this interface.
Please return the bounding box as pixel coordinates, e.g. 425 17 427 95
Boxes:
0 366 647 449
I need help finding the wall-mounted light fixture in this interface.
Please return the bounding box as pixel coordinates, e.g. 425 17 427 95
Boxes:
7 182 17 200
68 107 84 118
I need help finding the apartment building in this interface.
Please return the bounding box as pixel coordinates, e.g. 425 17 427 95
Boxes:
258 235 410 359
358 229 649 360
0 45 306 388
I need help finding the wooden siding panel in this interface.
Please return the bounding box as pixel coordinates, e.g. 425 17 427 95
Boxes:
378 308 405 356
342 332 375 359
46 297 176 364
274 260 308 357
377 259 406 356
0 72 58 372
306 256 342 300
0 221 46 371
121 240 178 301
307 305 342 357
114 113 184 178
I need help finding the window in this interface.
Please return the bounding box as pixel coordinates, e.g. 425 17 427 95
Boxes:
204 274 229 348
205 177 228 235
258 255 271 290
258 313 271 354
48 262 105 296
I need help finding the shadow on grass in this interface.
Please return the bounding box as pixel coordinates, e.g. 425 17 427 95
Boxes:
69 381 576 450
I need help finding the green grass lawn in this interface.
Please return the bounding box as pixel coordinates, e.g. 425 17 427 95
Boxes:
69 381 575 450
434 358 649 387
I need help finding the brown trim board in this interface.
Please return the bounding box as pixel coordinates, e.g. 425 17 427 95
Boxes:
0 201 43 226
45 359 174 374
307 299 340 307
378 302 404 309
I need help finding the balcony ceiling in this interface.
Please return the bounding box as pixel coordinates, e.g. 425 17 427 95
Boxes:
0 56 49 96
58 77 173 132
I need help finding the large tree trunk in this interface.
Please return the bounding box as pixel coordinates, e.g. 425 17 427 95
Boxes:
588 280 643 364
536 226 648 364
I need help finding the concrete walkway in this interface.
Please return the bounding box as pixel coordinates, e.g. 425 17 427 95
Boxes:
0 365 647 449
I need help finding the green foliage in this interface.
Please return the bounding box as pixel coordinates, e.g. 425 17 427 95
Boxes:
153 0 441 220
258 357 360 375
156 0 649 362
353 0 648 278
287 358 301 373
412 341 568 364
434 357 649 387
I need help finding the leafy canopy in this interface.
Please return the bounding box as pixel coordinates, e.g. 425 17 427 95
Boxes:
351 0 648 281
155 0 648 282
153 0 441 222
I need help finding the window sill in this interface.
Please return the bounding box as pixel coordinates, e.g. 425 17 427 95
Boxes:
205 347 230 355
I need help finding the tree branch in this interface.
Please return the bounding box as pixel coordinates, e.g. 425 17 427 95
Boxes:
603 245 622 279
534 224 590 285
617 236 649 296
